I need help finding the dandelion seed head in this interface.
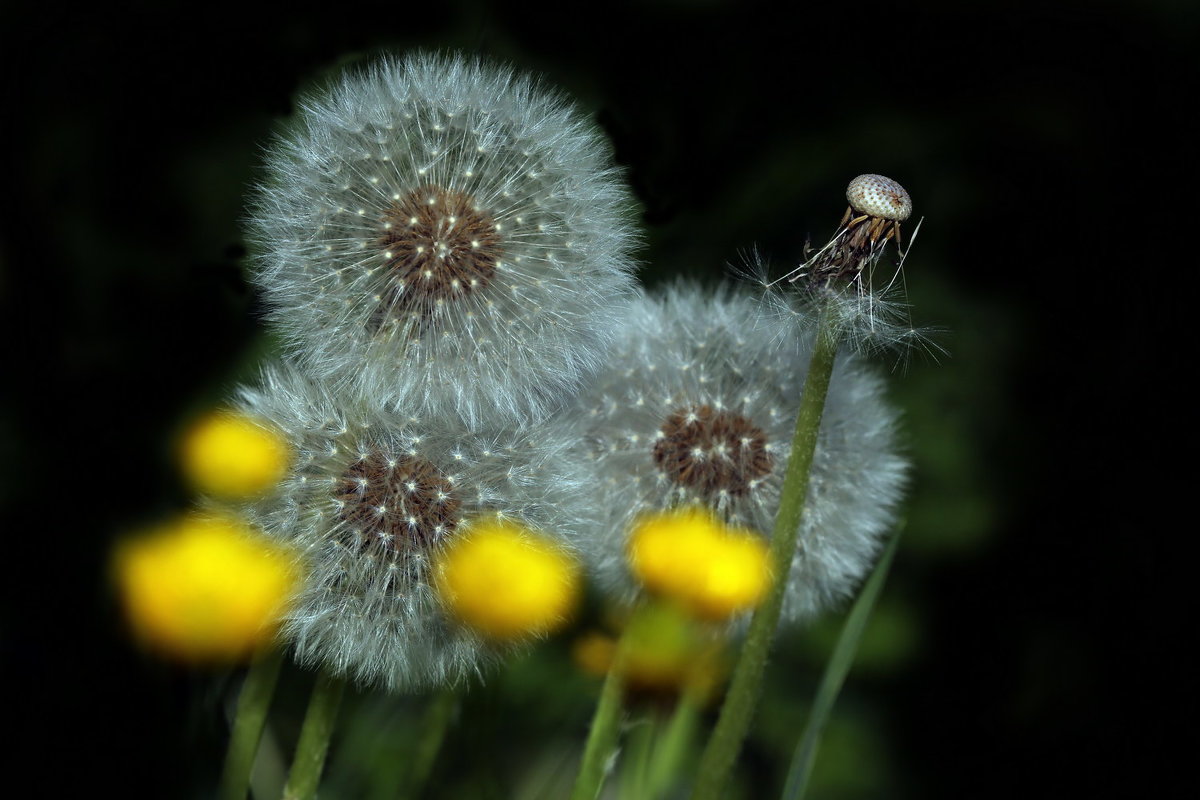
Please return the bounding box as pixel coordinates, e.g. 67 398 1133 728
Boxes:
230 361 597 690
247 52 640 426
574 283 907 624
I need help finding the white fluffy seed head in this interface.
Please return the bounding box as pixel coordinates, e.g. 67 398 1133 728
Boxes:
571 283 909 625
247 52 640 427
227 361 599 691
846 174 912 221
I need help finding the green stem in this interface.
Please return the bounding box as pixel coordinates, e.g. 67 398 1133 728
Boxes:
570 637 629 800
219 648 285 800
690 311 843 800
646 686 702 799
283 670 346 800
617 716 655 800
387 687 458 800
781 526 903 800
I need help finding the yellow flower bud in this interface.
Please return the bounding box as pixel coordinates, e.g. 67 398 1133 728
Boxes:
572 631 618 678
627 508 771 621
179 410 289 498
114 512 298 662
435 518 580 640
571 602 729 701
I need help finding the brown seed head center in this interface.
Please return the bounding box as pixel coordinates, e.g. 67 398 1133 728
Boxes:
652 405 773 497
375 184 503 324
334 451 460 552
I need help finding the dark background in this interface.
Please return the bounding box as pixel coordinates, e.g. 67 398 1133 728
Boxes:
2 1 1194 797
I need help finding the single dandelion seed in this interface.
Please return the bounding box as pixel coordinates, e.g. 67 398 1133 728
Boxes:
113 512 298 663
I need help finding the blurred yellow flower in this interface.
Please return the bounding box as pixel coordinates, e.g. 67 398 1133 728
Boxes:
435 517 580 640
627 508 771 621
572 630 619 676
114 512 298 662
572 602 728 700
179 410 289 498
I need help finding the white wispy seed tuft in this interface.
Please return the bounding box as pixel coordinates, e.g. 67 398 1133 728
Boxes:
572 283 909 624
230 361 598 691
247 52 640 426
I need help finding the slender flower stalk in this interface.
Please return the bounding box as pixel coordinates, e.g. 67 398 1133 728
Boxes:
781 525 903 800
618 715 656 799
220 648 286 800
570 628 630 800
645 686 704 799
690 307 843 800
389 688 459 800
283 670 347 800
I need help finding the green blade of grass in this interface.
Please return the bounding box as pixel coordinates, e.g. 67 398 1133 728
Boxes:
780 525 903 800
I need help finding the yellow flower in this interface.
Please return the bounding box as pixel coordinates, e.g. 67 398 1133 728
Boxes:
627 508 772 621
179 410 289 498
571 602 728 700
435 517 580 640
572 631 619 676
114 512 298 662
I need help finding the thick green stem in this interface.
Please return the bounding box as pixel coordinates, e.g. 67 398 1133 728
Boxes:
283 670 346 800
570 638 628 800
220 648 285 800
690 313 842 800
